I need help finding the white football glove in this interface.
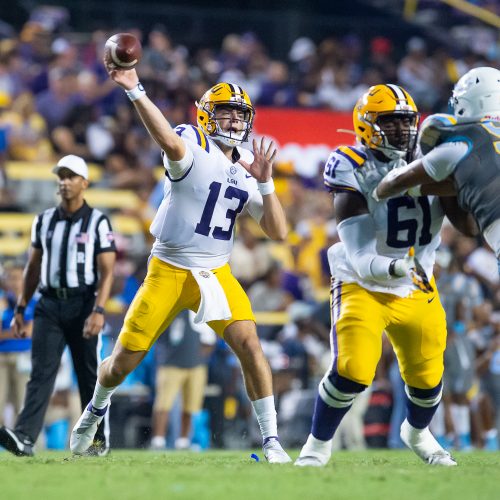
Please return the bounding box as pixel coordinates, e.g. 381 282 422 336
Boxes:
390 247 434 294
353 162 391 199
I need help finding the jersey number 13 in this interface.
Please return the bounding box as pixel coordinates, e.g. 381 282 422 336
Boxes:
195 181 248 241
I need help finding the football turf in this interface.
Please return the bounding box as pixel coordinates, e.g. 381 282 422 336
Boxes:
0 450 498 500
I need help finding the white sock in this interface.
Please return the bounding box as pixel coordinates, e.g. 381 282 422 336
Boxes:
91 381 118 410
251 396 278 439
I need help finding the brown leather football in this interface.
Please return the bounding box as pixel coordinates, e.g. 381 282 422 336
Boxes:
104 33 142 69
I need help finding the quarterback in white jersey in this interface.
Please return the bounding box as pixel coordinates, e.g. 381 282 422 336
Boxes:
71 61 291 463
151 123 265 269
296 84 459 468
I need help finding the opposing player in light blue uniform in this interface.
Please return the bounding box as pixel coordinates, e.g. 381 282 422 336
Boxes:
375 67 500 274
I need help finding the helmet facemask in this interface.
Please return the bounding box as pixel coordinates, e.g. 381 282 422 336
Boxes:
196 83 255 147
210 103 253 147
363 111 419 161
353 84 419 163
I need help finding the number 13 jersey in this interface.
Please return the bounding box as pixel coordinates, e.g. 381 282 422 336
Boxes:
324 144 444 297
150 125 264 269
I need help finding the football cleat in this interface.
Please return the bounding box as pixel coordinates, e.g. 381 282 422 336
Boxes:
0 426 34 457
294 434 332 467
294 455 328 467
70 403 108 455
262 436 292 464
400 419 457 466
84 440 110 457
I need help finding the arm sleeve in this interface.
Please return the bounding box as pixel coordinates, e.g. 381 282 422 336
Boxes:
422 141 470 181
95 216 117 253
337 214 395 282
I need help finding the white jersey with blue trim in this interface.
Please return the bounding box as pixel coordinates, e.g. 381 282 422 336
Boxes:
324 144 444 297
150 124 264 269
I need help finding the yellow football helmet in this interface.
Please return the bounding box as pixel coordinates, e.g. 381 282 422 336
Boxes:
353 84 419 160
196 82 255 147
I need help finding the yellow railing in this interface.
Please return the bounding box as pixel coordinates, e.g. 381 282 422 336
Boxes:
440 0 500 28
404 0 500 28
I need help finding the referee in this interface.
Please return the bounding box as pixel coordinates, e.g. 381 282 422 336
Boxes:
0 155 116 456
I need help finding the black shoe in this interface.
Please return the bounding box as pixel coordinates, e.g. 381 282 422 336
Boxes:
0 427 34 457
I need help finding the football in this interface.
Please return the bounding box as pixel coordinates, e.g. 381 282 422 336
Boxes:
104 33 142 69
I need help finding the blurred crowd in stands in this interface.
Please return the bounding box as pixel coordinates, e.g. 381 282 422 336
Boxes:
0 6 499 452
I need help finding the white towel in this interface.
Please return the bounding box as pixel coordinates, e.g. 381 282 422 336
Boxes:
191 268 232 324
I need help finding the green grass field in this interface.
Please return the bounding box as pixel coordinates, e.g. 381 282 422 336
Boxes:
0 450 498 500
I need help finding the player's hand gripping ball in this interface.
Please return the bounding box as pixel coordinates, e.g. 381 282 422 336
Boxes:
104 33 142 69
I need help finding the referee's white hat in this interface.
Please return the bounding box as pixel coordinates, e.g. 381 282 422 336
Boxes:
52 155 89 180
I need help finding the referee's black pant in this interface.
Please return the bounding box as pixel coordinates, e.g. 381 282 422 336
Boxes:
15 291 108 447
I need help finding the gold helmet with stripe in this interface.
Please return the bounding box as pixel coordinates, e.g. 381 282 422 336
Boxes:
196 82 255 147
353 84 419 161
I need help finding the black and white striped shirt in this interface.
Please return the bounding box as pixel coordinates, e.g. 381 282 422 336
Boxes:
31 202 116 289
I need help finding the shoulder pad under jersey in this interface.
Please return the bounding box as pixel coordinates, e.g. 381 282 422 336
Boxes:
174 124 211 153
323 145 367 193
237 146 254 164
418 114 459 154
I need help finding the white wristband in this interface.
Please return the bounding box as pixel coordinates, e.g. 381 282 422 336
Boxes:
125 82 146 102
392 259 410 277
257 178 275 196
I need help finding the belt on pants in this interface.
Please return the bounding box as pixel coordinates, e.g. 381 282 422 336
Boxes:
40 286 95 300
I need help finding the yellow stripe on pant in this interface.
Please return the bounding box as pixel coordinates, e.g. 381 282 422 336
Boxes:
118 256 255 351
330 277 446 389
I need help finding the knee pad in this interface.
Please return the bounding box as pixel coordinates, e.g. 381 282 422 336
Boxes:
319 370 367 409
405 381 443 408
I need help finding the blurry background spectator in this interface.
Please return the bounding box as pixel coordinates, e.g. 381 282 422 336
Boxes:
0 0 498 452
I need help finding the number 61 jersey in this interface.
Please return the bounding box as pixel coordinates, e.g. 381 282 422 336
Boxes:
150 124 264 269
324 145 445 297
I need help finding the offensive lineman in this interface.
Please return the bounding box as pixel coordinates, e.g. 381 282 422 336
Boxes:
374 67 500 273
296 84 462 467
70 61 291 462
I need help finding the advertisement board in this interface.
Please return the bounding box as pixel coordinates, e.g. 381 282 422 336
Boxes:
253 109 354 177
